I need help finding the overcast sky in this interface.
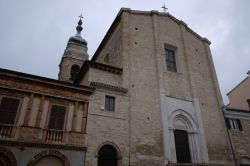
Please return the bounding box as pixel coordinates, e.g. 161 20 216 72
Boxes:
0 0 249 104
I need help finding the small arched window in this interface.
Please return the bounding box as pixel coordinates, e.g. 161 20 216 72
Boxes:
70 64 80 81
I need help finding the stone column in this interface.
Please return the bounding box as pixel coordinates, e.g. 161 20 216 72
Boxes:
81 102 88 133
23 93 34 126
71 101 78 131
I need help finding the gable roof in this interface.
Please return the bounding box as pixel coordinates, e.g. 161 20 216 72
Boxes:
77 8 212 84
227 72 250 96
91 8 211 62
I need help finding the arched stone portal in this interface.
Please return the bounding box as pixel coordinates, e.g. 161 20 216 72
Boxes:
169 109 201 163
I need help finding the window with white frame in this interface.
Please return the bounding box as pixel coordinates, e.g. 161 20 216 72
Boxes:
225 118 242 131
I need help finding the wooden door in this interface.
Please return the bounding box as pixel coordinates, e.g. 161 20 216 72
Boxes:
174 129 191 163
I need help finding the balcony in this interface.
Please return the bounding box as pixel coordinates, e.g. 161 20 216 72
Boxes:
0 123 17 139
0 124 85 145
45 129 63 143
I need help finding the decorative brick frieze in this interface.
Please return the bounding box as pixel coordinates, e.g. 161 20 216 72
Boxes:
90 62 123 75
90 81 127 93
27 150 70 166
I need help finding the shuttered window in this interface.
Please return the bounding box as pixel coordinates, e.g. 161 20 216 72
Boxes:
48 105 66 130
0 97 20 124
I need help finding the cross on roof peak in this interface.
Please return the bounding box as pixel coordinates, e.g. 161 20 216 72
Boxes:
162 4 168 13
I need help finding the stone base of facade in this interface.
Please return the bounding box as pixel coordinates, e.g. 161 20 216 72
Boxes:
0 140 86 166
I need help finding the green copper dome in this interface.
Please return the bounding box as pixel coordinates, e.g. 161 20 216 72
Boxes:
68 17 87 46
69 35 87 46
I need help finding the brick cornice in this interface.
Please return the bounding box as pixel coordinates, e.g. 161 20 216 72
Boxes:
74 61 123 84
90 62 123 75
90 81 127 93
0 68 95 94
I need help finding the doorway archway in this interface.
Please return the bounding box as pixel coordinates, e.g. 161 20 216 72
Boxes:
98 145 118 166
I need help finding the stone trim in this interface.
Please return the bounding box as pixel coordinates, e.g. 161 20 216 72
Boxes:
0 146 17 166
27 150 70 166
90 81 127 93
0 140 87 151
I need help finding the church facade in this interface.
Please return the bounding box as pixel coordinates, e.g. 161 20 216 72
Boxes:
0 8 240 166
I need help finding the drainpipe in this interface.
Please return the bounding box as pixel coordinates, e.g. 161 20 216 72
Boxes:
222 105 237 166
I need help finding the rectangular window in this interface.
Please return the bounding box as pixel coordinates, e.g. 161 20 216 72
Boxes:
225 118 242 131
0 97 20 124
165 49 177 72
247 99 250 110
105 96 115 111
48 105 66 130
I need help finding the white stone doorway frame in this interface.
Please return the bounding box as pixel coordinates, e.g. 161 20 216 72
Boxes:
160 94 209 164
168 109 201 163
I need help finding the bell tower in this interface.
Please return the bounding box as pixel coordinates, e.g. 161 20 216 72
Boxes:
58 15 89 82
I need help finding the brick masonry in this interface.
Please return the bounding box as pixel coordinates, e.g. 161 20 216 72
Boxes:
80 9 234 166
